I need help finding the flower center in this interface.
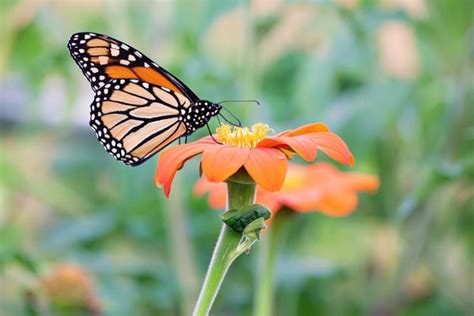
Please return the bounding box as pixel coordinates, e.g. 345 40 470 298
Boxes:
216 123 271 148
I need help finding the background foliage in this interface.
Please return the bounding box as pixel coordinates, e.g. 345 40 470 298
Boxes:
1 0 473 315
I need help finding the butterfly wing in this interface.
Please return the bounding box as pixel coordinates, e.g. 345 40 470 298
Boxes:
91 78 190 166
67 32 200 103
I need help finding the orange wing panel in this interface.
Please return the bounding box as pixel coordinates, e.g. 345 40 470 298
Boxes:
132 67 182 96
106 66 138 79
106 66 183 97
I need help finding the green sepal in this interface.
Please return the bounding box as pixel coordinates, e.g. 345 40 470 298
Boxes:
220 204 271 233
243 217 266 241
236 217 267 254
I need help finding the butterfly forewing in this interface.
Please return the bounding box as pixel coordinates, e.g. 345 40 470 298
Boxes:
68 32 223 166
91 78 190 165
67 32 199 102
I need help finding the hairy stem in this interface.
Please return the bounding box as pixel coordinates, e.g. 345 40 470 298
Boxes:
192 170 256 315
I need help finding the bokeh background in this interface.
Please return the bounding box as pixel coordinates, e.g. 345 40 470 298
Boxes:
1 0 473 315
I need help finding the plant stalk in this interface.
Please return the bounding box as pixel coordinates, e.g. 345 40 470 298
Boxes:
192 171 256 316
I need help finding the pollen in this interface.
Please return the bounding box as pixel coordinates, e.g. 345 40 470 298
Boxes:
216 123 272 148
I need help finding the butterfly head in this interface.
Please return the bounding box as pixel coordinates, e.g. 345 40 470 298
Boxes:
183 100 222 133
201 100 222 116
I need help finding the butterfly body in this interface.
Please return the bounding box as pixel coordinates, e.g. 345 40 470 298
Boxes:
67 32 223 166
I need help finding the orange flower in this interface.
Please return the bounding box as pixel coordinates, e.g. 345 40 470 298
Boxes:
156 123 354 198
194 162 379 217
40 263 100 313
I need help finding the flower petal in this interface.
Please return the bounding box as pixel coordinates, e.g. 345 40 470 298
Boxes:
316 189 359 217
193 178 227 209
155 140 211 197
309 132 355 166
277 136 319 161
255 190 283 214
201 145 249 182
276 190 317 212
277 122 329 137
244 148 288 192
255 138 283 148
344 173 380 192
259 126 351 164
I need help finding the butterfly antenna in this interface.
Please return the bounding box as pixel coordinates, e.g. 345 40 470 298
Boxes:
218 99 260 106
220 108 242 127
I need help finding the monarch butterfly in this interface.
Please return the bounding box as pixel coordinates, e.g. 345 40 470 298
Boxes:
68 32 226 166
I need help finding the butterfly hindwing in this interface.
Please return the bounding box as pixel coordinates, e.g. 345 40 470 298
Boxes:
67 32 199 102
91 78 191 165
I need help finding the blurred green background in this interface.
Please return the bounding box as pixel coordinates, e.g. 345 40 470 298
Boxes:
1 0 473 315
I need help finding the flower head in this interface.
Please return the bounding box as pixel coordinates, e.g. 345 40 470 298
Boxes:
40 263 100 313
378 21 419 79
156 122 355 198
195 162 379 217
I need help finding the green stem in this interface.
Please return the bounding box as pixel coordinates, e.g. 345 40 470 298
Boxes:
192 170 256 316
253 209 290 316
192 224 242 316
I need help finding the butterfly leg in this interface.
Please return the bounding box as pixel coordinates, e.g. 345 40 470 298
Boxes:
219 113 241 128
178 137 182 145
185 136 188 144
206 123 222 144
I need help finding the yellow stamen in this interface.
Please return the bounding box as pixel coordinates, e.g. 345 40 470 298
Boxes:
216 123 272 148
